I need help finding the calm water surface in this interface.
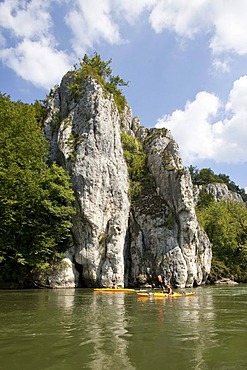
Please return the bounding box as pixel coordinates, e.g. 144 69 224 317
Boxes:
0 285 247 370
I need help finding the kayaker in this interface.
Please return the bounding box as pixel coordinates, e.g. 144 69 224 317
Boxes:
157 274 164 290
112 278 117 289
164 284 173 295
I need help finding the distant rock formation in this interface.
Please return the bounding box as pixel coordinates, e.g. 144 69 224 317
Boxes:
194 182 244 204
42 73 212 288
214 278 238 285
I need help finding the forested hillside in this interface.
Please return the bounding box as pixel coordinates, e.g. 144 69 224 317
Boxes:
190 166 247 282
0 93 76 286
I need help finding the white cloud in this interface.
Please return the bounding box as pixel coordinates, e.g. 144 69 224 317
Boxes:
1 0 247 90
212 58 231 73
0 0 52 40
63 0 247 57
219 76 247 161
112 0 157 24
149 0 247 56
226 76 247 113
0 0 71 88
0 39 71 89
64 0 247 62
156 91 221 163
155 76 247 164
209 1 247 55
64 0 247 57
65 0 122 54
149 0 210 38
65 0 160 54
0 33 6 48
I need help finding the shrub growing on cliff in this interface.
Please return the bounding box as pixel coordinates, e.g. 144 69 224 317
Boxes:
70 53 129 112
121 132 155 199
0 93 76 283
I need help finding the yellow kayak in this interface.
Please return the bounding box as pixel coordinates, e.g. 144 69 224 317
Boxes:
94 288 135 293
137 291 196 298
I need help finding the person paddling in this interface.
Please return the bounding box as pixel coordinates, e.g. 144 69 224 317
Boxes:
157 274 164 290
164 284 173 295
112 278 117 289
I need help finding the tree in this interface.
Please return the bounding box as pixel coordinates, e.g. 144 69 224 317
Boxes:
0 94 75 282
197 168 219 184
197 190 215 209
188 165 200 184
70 53 129 112
32 99 47 128
81 52 112 80
189 165 247 201
197 199 247 281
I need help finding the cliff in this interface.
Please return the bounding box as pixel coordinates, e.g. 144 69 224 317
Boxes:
194 183 244 204
42 73 212 288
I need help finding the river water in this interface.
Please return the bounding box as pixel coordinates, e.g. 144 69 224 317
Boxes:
0 285 247 370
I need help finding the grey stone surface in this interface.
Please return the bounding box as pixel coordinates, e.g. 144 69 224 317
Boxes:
42 74 212 288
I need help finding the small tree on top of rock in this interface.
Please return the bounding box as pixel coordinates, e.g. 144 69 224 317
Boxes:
70 52 129 112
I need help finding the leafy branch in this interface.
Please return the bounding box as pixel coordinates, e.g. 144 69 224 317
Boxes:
70 53 129 112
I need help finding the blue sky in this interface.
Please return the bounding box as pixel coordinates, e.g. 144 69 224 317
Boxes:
1 0 247 191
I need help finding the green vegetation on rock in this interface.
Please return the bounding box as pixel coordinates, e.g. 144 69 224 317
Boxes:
189 165 247 201
121 131 175 227
0 93 76 285
69 53 129 112
121 132 155 200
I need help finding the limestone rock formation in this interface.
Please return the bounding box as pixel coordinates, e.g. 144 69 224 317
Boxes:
194 183 244 204
44 75 130 288
43 73 212 289
33 258 80 289
126 128 211 288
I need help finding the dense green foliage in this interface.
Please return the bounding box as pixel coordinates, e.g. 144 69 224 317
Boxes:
70 53 129 112
0 94 76 283
188 165 247 201
190 165 247 281
121 132 155 200
32 99 47 128
197 200 247 282
196 190 215 209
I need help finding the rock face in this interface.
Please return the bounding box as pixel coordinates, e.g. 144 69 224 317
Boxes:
125 128 211 288
44 75 130 288
43 74 212 288
33 258 80 289
194 183 244 204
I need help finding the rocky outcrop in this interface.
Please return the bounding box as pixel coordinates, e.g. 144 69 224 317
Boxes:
43 73 212 288
194 183 244 204
125 128 211 288
33 258 80 289
214 278 238 285
44 75 130 288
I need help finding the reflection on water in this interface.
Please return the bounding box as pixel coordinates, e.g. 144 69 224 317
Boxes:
52 289 75 310
85 293 135 370
1 286 247 369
